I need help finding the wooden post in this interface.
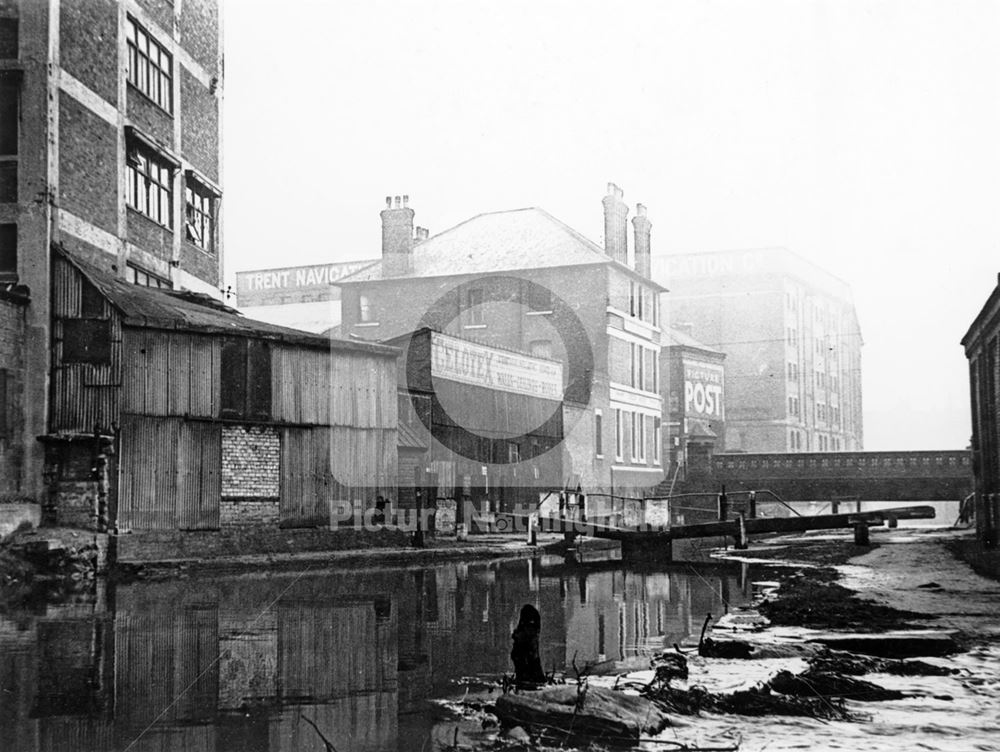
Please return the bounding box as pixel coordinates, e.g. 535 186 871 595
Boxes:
527 513 538 546
888 516 898 528
718 486 728 521
831 500 839 515
748 491 757 519
735 513 748 549
413 489 425 548
853 520 870 546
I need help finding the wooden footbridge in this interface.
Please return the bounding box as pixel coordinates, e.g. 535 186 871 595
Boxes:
499 504 936 559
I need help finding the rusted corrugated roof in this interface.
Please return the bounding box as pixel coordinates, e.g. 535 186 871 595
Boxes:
58 248 398 358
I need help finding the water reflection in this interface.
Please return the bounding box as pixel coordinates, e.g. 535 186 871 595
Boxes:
0 558 751 751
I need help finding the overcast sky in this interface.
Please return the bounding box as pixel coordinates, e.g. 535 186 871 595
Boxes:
223 0 1000 451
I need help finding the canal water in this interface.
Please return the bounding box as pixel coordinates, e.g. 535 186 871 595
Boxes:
0 557 751 751
1 545 997 751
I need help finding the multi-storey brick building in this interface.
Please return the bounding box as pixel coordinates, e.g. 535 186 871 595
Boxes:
1 0 223 498
654 248 863 454
338 185 667 499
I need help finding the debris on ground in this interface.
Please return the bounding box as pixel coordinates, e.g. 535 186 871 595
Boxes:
493 684 671 745
768 669 904 702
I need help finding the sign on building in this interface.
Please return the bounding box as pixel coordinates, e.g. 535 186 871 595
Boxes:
683 359 724 419
430 332 563 400
236 261 375 306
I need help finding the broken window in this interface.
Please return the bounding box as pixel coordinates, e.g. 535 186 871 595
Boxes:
220 338 272 421
63 319 111 365
126 17 173 112
184 174 217 253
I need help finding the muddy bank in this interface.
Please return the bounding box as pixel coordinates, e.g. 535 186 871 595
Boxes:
0 528 104 608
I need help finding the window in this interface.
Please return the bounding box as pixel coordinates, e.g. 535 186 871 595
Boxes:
630 411 639 462
126 17 173 112
126 135 175 227
62 279 111 365
614 409 623 461
184 176 217 253
637 287 645 319
358 294 375 323
127 263 171 289
508 442 520 464
0 75 16 156
629 282 636 316
653 418 661 464
0 223 15 282
594 410 603 457
526 284 551 312
637 413 646 462
220 338 272 420
466 287 484 326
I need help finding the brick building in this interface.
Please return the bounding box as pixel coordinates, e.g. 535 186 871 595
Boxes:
338 186 667 499
654 248 863 454
962 274 1000 548
661 326 726 482
1 0 223 498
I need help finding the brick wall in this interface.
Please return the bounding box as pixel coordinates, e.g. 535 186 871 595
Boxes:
59 0 117 105
0 294 25 495
221 498 279 527
179 0 220 74
221 426 280 527
180 240 218 286
181 67 219 181
127 210 173 264
59 92 117 233
127 90 173 147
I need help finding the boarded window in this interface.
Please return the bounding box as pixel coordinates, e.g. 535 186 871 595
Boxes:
62 319 111 364
0 162 14 203
80 279 104 318
220 337 272 420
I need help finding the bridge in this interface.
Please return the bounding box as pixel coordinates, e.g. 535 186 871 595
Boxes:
669 450 973 502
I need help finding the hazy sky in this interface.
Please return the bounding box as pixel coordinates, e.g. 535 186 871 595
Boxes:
223 0 1000 451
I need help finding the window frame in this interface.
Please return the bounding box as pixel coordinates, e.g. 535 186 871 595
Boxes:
466 287 485 327
126 131 177 229
126 16 174 113
594 409 604 458
220 337 272 421
614 408 623 461
184 172 218 253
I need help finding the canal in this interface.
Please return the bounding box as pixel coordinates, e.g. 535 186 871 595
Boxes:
0 557 752 751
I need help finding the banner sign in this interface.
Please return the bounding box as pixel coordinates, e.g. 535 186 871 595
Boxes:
431 332 563 400
683 359 724 418
236 261 374 305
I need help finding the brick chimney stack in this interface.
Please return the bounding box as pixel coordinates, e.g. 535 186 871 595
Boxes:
381 195 415 277
632 202 652 278
602 182 628 265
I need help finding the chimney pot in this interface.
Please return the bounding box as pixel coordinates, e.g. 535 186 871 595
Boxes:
602 181 629 265
385 196 392 208
637 203 647 217
394 196 401 208
403 195 409 207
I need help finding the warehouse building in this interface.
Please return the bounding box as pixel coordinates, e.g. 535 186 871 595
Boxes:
655 248 863 454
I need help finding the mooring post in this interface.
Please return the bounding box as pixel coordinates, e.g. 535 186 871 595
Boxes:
853 519 870 546
888 516 898 528
718 485 728 522
527 513 538 546
735 513 748 550
831 500 840 515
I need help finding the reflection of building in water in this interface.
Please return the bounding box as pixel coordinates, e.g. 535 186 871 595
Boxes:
0 560 751 751
562 568 750 665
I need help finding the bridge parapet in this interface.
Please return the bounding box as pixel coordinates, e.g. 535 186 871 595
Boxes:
712 450 971 479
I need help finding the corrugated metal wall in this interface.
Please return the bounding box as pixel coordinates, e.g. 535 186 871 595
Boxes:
122 330 221 418
50 256 122 433
118 414 221 530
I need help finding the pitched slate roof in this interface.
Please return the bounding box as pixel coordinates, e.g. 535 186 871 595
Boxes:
59 249 397 358
338 207 665 289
